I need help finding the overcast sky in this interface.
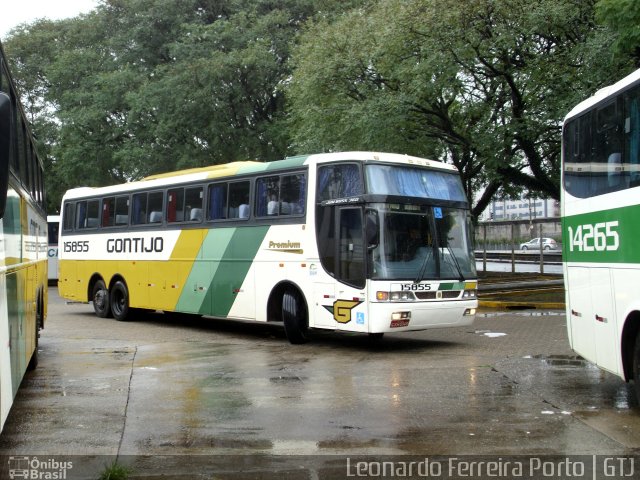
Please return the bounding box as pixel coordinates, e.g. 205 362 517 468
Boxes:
1 0 99 40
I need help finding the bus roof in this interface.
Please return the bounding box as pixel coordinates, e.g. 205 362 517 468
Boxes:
564 68 640 122
61 151 455 200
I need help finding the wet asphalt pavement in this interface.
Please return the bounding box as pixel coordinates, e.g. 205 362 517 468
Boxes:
0 287 639 478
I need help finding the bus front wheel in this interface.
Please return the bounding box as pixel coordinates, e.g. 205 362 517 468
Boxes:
282 290 308 344
92 279 111 318
110 280 130 321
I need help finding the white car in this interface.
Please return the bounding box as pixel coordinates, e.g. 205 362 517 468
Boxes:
520 237 557 251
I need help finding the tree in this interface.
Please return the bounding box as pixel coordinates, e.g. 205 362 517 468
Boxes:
288 0 627 217
596 0 640 65
4 0 369 211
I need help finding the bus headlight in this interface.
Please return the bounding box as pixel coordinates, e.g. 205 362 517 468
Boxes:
376 291 416 302
463 281 477 298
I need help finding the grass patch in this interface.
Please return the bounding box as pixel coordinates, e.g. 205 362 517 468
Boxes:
98 461 131 480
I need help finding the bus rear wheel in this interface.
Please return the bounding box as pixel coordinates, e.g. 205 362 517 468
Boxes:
282 289 308 344
110 280 130 321
92 279 111 318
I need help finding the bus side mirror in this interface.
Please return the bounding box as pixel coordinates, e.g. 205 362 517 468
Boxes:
0 92 10 220
366 210 379 250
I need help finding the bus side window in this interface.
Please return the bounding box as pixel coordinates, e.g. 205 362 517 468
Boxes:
229 181 249 219
256 176 280 216
75 201 86 229
208 183 228 220
167 188 184 223
63 202 75 231
185 186 203 222
102 197 115 227
281 174 305 215
115 196 129 226
148 191 163 223
0 91 9 219
132 192 147 225
317 164 363 201
627 87 640 186
86 200 100 228
77 200 99 229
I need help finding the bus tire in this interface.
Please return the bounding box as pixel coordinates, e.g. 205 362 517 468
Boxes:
282 289 308 344
633 330 640 402
110 280 130 321
27 313 39 371
92 279 111 318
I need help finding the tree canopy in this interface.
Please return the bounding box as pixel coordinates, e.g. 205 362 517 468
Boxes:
3 0 638 215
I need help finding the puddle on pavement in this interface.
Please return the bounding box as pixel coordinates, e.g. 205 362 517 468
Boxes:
269 376 304 384
525 354 588 368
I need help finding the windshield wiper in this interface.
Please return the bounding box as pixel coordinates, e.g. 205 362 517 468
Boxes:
442 244 465 282
414 246 433 283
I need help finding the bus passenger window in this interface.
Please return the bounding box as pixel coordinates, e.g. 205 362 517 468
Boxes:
63 202 75 231
132 193 147 225
185 186 203 222
102 197 115 227
229 181 249 219
147 191 163 223
77 200 99 229
281 174 305 215
208 183 228 220
167 188 184 223
115 196 129 226
256 176 280 216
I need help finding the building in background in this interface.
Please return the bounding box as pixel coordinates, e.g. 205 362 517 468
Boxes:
479 197 559 222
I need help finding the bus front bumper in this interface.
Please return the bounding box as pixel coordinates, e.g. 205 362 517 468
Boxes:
368 300 477 333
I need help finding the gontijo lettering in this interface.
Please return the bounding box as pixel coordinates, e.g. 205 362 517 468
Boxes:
107 237 164 253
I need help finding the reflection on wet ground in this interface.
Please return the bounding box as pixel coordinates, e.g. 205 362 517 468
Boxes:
1 292 639 466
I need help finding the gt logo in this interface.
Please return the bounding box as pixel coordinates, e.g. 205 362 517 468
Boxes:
324 299 363 324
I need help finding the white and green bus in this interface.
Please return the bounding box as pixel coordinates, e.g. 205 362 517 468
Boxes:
0 41 48 432
58 152 477 344
562 68 640 397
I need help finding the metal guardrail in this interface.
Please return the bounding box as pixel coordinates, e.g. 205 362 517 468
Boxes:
474 250 562 264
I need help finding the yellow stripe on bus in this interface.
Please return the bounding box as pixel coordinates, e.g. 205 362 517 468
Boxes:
142 161 261 181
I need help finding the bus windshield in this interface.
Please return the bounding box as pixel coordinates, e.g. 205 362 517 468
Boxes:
369 204 476 281
365 164 467 201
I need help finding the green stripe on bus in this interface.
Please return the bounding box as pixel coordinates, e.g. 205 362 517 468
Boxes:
236 156 308 176
175 226 270 316
562 203 640 263
175 228 236 313
202 226 270 316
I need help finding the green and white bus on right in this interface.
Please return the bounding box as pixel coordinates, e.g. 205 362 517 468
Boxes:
562 68 640 398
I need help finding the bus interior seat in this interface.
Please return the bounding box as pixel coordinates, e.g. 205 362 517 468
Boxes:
239 203 249 218
85 217 99 228
149 211 162 223
190 208 202 222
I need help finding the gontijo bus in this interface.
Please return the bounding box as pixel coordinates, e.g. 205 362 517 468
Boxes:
0 41 48 432
58 152 477 343
562 68 640 398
